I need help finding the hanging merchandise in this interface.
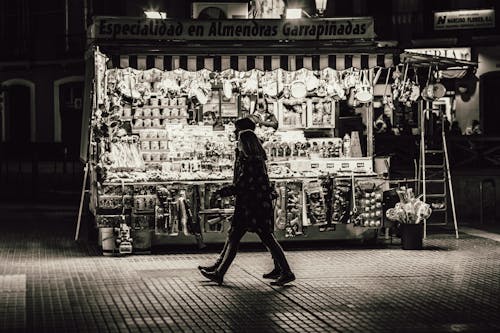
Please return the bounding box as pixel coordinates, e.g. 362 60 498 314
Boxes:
274 181 303 238
353 179 385 227
261 69 284 98
95 51 108 105
409 69 421 103
305 70 320 92
331 178 352 224
290 80 307 99
432 66 447 99
421 66 434 102
116 68 142 103
239 69 260 96
391 64 403 101
355 69 374 104
345 68 361 107
382 67 395 112
303 180 328 227
398 63 413 106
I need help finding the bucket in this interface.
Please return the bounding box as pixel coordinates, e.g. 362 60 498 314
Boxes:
132 229 152 254
100 227 116 256
401 223 423 250
374 156 390 176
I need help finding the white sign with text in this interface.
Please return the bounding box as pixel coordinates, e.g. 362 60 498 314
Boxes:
434 9 495 30
404 48 472 61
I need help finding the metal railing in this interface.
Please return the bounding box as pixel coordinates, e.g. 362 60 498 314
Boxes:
376 135 500 173
0 143 84 202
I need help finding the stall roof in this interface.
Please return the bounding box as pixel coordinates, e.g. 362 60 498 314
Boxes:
400 52 477 69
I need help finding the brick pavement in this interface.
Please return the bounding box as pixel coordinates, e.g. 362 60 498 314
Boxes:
1 204 500 332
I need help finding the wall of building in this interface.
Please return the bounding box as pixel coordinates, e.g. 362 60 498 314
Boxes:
454 46 500 132
0 63 84 143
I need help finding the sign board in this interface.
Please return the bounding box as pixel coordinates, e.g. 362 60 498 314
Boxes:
89 16 375 41
434 9 495 30
404 48 472 61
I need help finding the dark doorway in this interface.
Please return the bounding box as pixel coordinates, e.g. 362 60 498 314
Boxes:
6 85 31 142
480 72 500 136
59 82 84 157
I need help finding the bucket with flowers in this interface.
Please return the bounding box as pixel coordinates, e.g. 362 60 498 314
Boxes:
385 187 432 250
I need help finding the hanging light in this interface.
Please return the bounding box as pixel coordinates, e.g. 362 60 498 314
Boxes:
314 0 328 16
144 11 167 19
286 8 303 19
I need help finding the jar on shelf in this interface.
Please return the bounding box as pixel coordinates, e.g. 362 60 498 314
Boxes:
123 105 132 117
134 119 144 127
150 141 159 150
162 108 171 117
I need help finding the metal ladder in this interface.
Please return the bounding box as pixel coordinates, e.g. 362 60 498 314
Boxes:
418 100 459 239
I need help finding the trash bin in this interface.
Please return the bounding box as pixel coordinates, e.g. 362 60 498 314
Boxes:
100 227 117 256
132 229 152 254
401 223 423 250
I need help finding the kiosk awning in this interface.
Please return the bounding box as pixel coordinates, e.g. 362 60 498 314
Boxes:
109 53 396 71
400 52 477 69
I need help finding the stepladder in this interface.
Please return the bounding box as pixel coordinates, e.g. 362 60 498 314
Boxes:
418 100 459 239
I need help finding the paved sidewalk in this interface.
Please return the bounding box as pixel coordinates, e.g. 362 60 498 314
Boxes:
1 205 500 332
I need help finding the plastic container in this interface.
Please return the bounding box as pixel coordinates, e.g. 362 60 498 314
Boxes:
100 227 116 256
401 223 423 250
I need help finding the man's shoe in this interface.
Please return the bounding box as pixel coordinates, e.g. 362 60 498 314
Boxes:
198 264 217 272
200 268 223 285
270 272 295 286
262 268 281 279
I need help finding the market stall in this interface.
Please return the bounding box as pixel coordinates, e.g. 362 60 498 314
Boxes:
81 16 399 254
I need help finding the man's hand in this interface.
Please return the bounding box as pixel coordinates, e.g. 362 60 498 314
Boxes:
210 190 221 207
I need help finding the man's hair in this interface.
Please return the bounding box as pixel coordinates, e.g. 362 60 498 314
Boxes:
203 111 216 120
234 117 256 131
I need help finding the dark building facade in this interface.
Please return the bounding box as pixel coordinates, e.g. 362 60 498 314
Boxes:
2 0 500 145
1 1 499 223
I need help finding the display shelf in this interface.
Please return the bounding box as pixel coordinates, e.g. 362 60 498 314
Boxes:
132 126 169 130
199 209 235 214
140 150 169 153
132 115 187 120
101 173 380 187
